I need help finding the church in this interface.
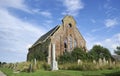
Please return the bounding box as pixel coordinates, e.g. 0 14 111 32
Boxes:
27 15 87 64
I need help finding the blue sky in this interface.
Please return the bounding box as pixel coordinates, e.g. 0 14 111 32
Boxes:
0 0 120 63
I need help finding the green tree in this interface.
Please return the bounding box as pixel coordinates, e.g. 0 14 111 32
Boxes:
89 45 112 61
58 47 87 64
58 51 72 64
114 46 120 55
71 48 87 61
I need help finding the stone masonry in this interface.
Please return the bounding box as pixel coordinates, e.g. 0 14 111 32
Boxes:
27 15 87 64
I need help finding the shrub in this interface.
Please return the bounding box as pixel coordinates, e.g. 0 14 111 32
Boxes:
58 47 87 64
43 62 50 70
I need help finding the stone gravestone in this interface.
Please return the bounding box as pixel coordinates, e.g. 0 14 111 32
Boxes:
51 43 58 71
93 60 96 64
103 58 106 65
34 58 36 66
99 58 102 66
106 60 108 64
78 59 82 65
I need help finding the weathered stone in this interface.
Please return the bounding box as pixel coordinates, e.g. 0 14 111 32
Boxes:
78 59 82 65
113 61 115 65
34 58 36 66
93 60 96 64
27 15 87 64
103 58 106 65
51 44 58 71
106 60 108 64
99 58 102 66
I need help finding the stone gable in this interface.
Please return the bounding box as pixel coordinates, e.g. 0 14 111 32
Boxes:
27 15 87 64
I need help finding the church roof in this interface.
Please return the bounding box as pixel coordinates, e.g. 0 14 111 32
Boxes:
31 25 60 48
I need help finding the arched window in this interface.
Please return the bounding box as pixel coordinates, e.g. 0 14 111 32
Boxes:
69 35 73 50
64 38 67 52
68 23 72 28
74 39 77 48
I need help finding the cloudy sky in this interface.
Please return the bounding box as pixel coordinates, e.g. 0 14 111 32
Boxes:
0 0 120 63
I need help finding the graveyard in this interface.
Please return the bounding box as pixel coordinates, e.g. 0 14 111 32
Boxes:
0 61 120 76
1 45 120 76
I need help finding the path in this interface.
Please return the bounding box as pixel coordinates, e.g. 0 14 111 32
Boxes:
0 71 6 76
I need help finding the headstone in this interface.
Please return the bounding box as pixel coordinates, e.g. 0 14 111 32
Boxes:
78 59 82 65
34 58 36 66
51 44 58 71
29 64 32 72
113 61 115 65
106 60 108 64
99 58 102 66
93 60 96 64
103 58 106 65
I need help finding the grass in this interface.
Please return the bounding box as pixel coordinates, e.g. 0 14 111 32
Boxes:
1 67 120 76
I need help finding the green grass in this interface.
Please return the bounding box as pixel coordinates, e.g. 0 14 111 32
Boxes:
0 68 13 76
1 68 120 76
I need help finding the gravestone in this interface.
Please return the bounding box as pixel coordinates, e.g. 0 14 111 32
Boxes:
51 44 58 71
106 60 108 64
99 58 102 66
103 58 106 65
78 59 82 65
93 60 96 64
34 58 36 66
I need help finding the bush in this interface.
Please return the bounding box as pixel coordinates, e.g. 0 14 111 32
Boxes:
58 47 87 64
43 62 50 70
89 45 113 61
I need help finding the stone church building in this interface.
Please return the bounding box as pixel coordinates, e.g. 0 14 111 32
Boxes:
27 15 86 64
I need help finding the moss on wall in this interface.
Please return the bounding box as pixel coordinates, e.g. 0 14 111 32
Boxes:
27 39 51 62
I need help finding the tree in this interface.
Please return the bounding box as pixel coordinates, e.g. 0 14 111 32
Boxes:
114 46 120 55
58 51 72 64
89 45 112 61
71 48 87 61
58 47 87 64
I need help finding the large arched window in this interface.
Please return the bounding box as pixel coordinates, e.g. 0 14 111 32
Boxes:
64 38 67 52
68 23 72 28
69 35 73 50
74 39 77 48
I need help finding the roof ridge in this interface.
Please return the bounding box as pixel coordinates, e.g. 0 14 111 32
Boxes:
31 25 60 48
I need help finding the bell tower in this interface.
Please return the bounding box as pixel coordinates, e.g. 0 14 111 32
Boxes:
62 15 76 30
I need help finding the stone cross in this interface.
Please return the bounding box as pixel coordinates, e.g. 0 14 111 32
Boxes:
51 43 58 71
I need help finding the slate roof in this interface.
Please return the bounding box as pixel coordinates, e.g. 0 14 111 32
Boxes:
31 25 60 48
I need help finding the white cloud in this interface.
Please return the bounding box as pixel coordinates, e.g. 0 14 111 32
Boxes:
40 11 52 18
0 0 52 17
0 8 46 62
105 19 118 27
91 27 106 32
0 0 31 13
0 0 52 62
32 9 52 18
61 0 84 16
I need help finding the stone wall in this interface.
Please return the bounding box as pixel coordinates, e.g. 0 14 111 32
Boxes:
27 15 86 64
50 16 86 58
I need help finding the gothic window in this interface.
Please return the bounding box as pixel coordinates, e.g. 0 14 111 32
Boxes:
74 39 77 48
68 23 72 28
64 38 67 52
69 35 73 50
